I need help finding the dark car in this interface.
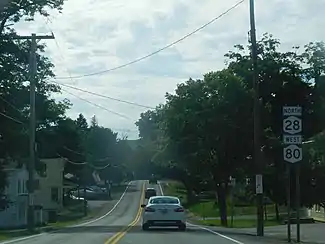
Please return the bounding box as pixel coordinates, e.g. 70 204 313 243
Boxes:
145 188 157 199
149 178 157 184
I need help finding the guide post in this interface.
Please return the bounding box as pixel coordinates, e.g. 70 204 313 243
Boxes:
283 106 302 243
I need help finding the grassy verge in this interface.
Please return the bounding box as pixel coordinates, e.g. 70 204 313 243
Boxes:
52 182 129 227
189 201 278 218
0 230 40 241
195 218 281 228
162 180 283 228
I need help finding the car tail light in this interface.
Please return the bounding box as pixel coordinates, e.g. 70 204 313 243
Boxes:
145 207 155 212
174 207 184 212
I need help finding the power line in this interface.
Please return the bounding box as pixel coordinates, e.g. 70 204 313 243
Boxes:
63 146 113 162
55 0 245 80
57 153 111 170
41 17 154 111
41 19 139 119
43 16 76 83
0 111 24 124
60 87 131 120
51 80 155 109
0 96 23 115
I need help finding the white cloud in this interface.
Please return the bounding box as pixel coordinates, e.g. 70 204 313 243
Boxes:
13 0 325 139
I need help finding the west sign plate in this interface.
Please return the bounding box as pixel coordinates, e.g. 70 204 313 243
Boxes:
283 135 302 144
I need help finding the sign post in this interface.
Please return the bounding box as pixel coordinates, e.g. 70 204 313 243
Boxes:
229 177 236 228
283 106 302 243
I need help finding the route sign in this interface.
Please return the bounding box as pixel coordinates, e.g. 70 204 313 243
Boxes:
283 106 303 164
284 144 302 163
283 106 302 116
255 174 263 194
283 135 302 145
282 106 303 242
283 116 302 134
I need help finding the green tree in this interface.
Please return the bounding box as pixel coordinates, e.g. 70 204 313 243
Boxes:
0 160 8 210
76 113 88 131
0 0 64 34
84 119 118 183
0 0 67 207
90 115 98 128
135 34 325 226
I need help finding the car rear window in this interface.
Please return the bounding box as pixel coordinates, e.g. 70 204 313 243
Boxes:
146 189 156 193
150 197 179 204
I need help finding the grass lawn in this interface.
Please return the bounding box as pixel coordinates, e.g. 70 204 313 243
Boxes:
163 180 188 202
162 180 284 223
196 218 282 228
189 201 278 218
50 205 100 228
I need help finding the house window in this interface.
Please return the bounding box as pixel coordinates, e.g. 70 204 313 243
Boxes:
24 180 28 193
51 187 59 202
315 205 322 212
17 179 21 194
18 203 25 220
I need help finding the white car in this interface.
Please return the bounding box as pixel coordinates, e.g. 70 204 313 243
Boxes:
141 196 186 231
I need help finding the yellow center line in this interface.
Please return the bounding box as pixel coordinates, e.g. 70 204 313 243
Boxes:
105 182 146 244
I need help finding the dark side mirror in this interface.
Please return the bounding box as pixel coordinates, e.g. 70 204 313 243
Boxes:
141 204 146 208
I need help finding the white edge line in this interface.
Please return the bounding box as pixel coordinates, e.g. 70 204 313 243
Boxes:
0 234 44 244
0 181 133 244
187 223 244 244
158 181 244 244
73 181 132 226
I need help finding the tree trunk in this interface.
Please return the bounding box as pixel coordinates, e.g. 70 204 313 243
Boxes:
217 183 228 227
275 203 280 221
183 180 195 205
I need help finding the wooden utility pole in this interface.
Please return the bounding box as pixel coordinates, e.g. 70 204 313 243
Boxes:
11 33 54 232
249 0 264 236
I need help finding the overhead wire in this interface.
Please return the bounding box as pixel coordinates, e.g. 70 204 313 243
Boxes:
0 14 131 170
60 87 131 120
50 81 155 109
63 146 112 162
54 0 246 80
0 110 24 124
42 16 152 118
56 153 111 170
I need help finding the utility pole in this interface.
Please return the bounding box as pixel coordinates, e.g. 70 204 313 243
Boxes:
12 33 54 232
249 0 264 236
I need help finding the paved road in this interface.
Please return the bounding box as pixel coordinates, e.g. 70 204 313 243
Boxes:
117 182 248 244
1 181 143 244
1 180 280 244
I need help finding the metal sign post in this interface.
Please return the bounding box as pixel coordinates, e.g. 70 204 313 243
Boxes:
229 177 236 228
283 106 302 243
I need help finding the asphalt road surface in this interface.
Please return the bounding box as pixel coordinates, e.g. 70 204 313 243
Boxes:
1 180 262 244
112 181 247 244
1 181 142 244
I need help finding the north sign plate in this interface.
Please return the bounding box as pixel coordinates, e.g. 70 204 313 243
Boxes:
283 106 302 116
283 144 302 163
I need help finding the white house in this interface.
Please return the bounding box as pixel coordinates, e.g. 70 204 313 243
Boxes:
34 158 65 223
0 164 42 229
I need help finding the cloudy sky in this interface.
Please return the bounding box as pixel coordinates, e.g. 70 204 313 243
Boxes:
14 0 324 139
